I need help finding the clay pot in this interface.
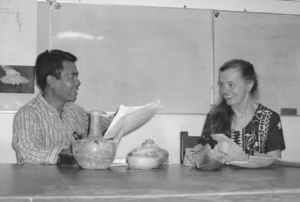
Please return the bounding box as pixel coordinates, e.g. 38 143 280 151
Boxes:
126 139 169 169
72 110 124 169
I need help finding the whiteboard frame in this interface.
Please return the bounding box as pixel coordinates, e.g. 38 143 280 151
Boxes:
39 0 300 15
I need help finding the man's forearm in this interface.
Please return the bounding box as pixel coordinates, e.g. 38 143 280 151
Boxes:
17 145 64 164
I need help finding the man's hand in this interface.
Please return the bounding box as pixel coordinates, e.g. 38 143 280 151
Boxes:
60 148 72 155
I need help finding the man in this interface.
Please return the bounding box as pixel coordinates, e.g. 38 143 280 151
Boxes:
13 50 112 164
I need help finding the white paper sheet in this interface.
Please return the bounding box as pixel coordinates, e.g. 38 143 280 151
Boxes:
103 100 162 140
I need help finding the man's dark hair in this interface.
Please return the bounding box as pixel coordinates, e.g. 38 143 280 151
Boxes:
35 50 77 91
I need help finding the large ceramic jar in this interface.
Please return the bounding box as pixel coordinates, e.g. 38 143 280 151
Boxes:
126 139 169 169
72 110 123 169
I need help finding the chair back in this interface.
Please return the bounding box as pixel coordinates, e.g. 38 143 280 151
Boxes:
180 131 200 164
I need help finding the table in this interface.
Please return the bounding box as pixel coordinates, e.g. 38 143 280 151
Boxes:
0 164 299 202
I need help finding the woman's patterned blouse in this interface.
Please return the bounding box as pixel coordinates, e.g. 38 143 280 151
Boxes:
201 104 286 155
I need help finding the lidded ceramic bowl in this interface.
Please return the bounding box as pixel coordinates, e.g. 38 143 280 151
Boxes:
126 139 169 169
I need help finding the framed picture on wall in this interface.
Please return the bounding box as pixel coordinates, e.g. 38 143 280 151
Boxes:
0 65 35 94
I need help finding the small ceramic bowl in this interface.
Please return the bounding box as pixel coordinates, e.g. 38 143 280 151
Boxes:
126 156 160 170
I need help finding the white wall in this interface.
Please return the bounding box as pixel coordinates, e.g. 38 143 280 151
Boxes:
280 117 300 161
0 113 17 163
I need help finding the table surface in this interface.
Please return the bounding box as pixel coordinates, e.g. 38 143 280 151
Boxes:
0 163 300 202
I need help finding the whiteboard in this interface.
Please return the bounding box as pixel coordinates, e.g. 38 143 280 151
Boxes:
51 4 212 113
214 11 300 114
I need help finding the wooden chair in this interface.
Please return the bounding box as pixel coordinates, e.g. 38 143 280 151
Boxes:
180 131 200 164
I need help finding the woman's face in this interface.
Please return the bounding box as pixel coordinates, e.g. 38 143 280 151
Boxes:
218 68 253 108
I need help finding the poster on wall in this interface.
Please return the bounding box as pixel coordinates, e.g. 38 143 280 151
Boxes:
0 65 35 94
0 0 37 111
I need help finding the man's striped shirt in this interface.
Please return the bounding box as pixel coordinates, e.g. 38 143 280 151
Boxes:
13 94 89 164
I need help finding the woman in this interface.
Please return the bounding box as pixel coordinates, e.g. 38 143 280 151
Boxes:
200 59 285 158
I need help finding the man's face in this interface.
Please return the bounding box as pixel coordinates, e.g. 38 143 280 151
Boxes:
52 61 81 103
